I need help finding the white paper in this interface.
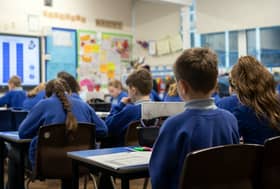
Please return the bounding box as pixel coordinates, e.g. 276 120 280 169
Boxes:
86 151 151 170
53 30 72 47
141 102 185 120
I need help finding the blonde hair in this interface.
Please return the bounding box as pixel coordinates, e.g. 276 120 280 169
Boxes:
8 75 21 87
231 56 280 129
27 83 46 97
167 83 178 96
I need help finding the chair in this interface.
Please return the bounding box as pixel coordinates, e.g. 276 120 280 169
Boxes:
0 109 13 131
180 144 264 189
124 121 141 146
28 123 96 189
89 102 111 112
11 109 28 130
261 136 280 189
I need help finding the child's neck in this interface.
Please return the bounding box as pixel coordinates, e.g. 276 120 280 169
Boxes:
185 92 212 101
134 95 150 102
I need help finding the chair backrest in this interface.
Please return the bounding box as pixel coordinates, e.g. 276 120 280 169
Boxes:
137 127 159 147
89 102 111 112
180 144 264 189
0 109 13 131
124 121 141 146
34 123 96 179
11 109 28 130
262 136 280 189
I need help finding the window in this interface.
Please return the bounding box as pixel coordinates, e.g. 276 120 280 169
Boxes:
201 33 226 67
229 31 238 66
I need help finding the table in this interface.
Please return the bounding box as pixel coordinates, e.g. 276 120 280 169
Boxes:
68 147 150 189
0 131 31 189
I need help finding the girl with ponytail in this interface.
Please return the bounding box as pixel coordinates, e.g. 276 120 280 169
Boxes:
18 78 107 167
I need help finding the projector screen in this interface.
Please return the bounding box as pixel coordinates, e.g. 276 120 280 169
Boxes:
0 34 41 87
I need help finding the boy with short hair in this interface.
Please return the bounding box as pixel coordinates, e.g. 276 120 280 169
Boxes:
105 68 152 145
149 48 240 189
0 75 26 108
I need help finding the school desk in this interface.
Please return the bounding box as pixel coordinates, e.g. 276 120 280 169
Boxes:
67 147 151 189
0 131 31 189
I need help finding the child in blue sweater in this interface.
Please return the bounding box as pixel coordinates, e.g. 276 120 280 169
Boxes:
230 56 280 144
0 75 26 109
23 83 46 110
18 79 107 167
149 48 240 189
108 79 127 106
105 69 152 146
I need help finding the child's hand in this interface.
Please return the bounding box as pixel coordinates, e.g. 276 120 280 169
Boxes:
121 97 132 104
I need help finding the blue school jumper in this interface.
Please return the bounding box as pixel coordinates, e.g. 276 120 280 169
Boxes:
0 88 26 109
23 90 46 110
18 95 107 167
163 95 182 102
105 99 150 145
149 99 239 189
233 105 279 144
150 89 161 101
111 91 128 106
216 94 240 113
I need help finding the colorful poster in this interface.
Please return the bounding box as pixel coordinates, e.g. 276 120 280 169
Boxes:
77 30 121 92
102 32 133 62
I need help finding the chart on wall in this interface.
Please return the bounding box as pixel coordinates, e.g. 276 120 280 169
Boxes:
46 27 77 81
77 30 122 92
102 32 133 62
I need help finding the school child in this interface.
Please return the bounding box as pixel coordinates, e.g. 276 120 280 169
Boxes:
216 75 241 113
0 75 26 109
18 78 107 167
23 83 46 110
57 71 81 100
163 83 182 102
107 79 127 106
105 69 152 146
231 56 280 144
149 48 239 189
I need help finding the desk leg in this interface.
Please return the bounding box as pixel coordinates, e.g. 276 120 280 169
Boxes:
121 178 129 189
0 140 4 189
18 147 26 189
72 160 79 189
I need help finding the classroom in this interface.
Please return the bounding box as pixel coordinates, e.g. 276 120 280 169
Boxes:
0 0 280 189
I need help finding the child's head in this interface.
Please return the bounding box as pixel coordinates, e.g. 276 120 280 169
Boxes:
57 71 80 93
231 56 280 128
173 48 218 100
126 68 153 102
108 79 124 98
8 75 22 90
46 78 78 135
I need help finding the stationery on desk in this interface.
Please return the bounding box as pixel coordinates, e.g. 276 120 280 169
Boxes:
85 150 152 170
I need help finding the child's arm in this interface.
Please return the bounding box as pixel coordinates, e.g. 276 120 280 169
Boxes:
87 106 108 138
0 92 10 107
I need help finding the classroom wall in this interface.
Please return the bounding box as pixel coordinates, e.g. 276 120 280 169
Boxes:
196 0 280 34
134 0 188 66
0 0 132 35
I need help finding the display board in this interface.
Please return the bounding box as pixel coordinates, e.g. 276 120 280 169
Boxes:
46 27 77 81
0 34 41 86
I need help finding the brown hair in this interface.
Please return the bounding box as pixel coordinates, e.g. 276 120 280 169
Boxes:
108 79 124 90
231 56 280 129
45 79 78 135
126 68 152 95
173 48 218 94
8 75 21 87
27 83 46 97
57 71 80 93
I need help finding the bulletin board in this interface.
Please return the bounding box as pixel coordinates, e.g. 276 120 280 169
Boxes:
46 27 77 81
102 32 133 62
77 30 122 92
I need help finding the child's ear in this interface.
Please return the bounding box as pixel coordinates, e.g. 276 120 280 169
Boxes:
178 80 189 96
